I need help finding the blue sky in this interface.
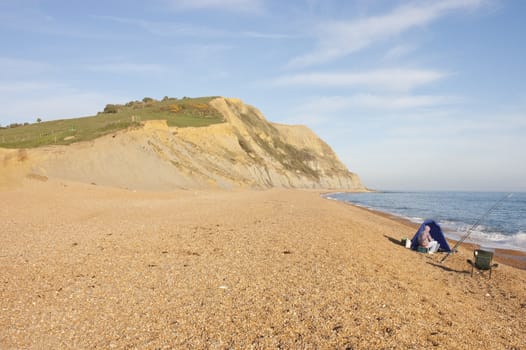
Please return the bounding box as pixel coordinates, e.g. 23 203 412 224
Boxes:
1 0 525 191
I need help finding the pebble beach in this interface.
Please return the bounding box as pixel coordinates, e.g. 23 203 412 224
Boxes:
1 180 525 349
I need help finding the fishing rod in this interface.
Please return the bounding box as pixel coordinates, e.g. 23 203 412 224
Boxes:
441 192 512 263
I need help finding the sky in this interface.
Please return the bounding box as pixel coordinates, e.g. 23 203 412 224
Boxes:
1 0 525 191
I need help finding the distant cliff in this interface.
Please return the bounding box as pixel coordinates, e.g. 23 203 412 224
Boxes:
1 97 366 191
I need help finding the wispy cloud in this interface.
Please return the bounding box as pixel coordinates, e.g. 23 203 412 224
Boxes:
240 31 297 39
1 91 118 122
0 81 64 94
94 15 224 37
0 85 126 122
270 68 448 91
164 0 265 13
359 93 458 109
94 15 292 39
287 0 484 68
296 94 457 115
277 93 459 128
383 44 416 60
85 62 164 74
0 57 54 78
0 6 118 40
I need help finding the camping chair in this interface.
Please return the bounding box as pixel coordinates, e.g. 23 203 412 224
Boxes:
467 249 498 278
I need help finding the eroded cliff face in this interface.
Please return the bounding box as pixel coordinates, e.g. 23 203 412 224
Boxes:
1 98 366 191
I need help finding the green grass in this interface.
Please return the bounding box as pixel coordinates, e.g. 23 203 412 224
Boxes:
0 96 225 149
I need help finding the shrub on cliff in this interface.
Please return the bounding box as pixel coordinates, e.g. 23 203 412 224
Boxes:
103 104 120 114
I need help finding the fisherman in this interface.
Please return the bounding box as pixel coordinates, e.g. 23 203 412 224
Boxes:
418 225 439 253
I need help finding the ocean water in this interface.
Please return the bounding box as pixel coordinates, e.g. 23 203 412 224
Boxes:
324 191 526 252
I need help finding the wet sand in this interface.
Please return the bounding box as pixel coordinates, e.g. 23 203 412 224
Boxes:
1 180 525 349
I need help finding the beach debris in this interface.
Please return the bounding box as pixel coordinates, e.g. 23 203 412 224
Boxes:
219 285 228 289
332 325 343 333
184 250 200 256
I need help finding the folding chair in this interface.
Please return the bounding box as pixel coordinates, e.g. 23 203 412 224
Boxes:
467 249 499 278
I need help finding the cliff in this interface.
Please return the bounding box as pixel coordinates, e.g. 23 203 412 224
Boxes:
0 98 366 191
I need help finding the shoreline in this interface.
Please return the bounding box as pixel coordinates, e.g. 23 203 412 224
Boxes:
339 201 526 270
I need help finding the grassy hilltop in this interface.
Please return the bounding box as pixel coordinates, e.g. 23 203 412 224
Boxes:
0 96 224 149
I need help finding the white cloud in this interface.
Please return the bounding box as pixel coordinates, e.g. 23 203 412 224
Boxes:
0 81 127 124
0 81 64 93
383 44 416 60
277 93 459 128
95 15 291 39
1 90 123 123
93 15 225 37
164 0 264 13
85 62 164 74
0 57 52 73
290 94 457 123
327 94 454 110
271 68 448 91
240 31 297 39
287 0 484 68
0 57 55 81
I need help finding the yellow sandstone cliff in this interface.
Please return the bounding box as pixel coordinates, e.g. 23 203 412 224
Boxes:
1 98 366 191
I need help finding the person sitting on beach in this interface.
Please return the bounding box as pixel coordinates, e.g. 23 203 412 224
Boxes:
418 225 439 253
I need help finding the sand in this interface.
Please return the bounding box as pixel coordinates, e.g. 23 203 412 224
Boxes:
1 180 525 349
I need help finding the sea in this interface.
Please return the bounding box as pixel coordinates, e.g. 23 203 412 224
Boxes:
324 191 526 253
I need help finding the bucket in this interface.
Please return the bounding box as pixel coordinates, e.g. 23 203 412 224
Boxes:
405 238 411 248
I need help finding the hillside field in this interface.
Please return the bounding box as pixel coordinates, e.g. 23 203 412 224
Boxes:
0 96 224 149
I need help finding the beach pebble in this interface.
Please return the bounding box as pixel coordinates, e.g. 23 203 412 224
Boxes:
2 185 525 350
